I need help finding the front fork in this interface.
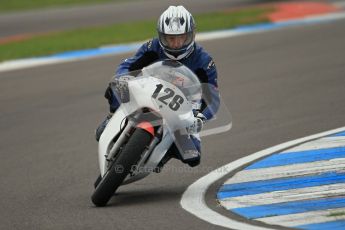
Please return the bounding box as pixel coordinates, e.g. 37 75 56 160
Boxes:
105 119 134 163
105 112 161 169
130 126 163 175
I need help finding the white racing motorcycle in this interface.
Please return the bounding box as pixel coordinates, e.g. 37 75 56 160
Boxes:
91 60 228 207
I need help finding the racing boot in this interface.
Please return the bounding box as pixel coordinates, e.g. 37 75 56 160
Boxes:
175 134 201 167
182 135 201 167
154 135 201 173
154 145 180 173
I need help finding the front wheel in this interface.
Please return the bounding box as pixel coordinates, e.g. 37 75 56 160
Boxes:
91 128 152 207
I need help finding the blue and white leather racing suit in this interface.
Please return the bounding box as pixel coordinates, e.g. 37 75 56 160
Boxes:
104 38 220 166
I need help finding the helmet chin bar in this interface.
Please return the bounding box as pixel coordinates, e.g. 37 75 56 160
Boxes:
164 51 184 61
162 42 195 60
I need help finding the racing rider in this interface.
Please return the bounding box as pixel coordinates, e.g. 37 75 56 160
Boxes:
95 5 220 168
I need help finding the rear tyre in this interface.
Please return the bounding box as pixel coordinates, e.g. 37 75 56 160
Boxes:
91 128 152 207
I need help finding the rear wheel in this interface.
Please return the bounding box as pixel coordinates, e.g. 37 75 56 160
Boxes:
91 128 152 207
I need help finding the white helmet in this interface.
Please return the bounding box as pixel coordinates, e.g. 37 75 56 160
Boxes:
157 6 195 60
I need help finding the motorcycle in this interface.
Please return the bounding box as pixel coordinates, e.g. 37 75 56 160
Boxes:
91 60 230 207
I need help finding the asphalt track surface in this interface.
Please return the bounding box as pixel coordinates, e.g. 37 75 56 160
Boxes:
1 17 345 230
0 0 276 38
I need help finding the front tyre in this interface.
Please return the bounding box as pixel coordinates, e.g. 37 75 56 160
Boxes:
91 128 152 207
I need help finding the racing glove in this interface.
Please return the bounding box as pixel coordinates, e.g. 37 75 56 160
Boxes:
187 112 206 134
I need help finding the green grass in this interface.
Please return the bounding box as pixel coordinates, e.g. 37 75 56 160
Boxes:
328 212 345 217
0 0 136 12
0 21 156 62
0 7 273 62
195 8 269 31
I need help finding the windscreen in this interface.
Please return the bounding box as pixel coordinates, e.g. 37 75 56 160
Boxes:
141 60 202 103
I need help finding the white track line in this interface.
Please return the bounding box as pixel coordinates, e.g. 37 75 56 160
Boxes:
224 158 345 184
0 57 63 72
280 136 345 153
180 126 345 230
219 183 345 209
257 207 345 227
